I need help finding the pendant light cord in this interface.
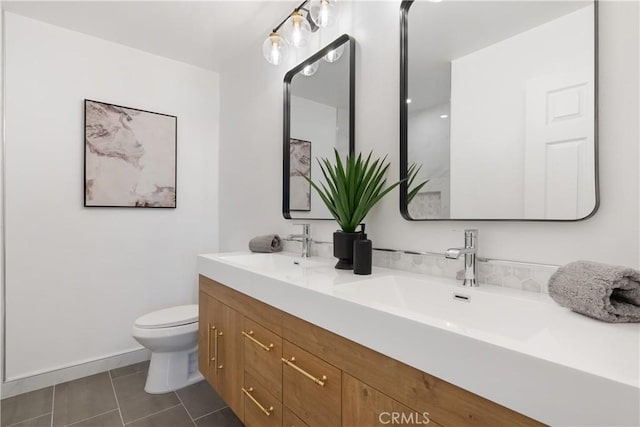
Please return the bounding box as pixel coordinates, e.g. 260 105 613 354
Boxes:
272 0 312 33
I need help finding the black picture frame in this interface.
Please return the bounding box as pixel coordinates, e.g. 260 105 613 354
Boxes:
84 99 178 209
282 34 356 220
399 0 600 222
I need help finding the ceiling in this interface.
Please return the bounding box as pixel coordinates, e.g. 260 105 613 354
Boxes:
408 0 593 110
2 0 299 72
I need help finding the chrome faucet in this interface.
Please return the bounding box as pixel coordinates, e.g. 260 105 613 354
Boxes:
445 229 478 287
287 223 312 258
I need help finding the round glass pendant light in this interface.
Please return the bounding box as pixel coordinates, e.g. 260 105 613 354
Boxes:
300 61 319 76
262 32 288 65
310 0 338 28
322 44 344 63
282 11 311 48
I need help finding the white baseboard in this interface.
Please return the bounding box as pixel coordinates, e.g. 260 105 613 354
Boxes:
1 348 151 398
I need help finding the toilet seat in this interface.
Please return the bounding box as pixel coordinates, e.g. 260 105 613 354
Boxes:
134 304 198 329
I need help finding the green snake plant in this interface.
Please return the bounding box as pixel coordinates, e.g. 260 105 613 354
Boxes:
304 150 403 233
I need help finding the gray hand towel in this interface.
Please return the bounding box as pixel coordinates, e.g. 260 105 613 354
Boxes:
548 260 640 323
248 234 282 253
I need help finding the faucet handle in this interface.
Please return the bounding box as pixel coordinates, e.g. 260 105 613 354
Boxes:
463 229 477 248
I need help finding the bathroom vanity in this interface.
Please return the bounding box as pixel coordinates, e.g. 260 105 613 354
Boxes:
198 276 537 427
197 253 640 427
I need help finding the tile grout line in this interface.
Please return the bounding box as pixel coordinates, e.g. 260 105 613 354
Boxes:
191 405 229 422
65 408 121 427
108 370 126 427
50 384 55 427
5 412 52 427
173 391 197 426
108 364 149 382
123 403 183 426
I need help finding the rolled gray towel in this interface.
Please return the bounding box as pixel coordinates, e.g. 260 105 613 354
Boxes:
548 260 640 323
248 234 282 253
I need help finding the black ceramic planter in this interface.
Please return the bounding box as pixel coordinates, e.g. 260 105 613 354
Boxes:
333 231 365 270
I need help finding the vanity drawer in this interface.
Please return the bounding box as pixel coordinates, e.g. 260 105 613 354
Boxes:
243 318 283 397
243 372 282 427
283 407 309 427
282 340 341 427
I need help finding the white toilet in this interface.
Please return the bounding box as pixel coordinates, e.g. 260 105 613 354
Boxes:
132 304 203 394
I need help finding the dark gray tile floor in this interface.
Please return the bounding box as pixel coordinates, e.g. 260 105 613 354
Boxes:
1 362 243 427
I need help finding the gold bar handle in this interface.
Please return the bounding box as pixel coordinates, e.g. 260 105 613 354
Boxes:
242 330 274 352
281 357 326 387
215 331 223 371
207 324 216 367
241 387 274 417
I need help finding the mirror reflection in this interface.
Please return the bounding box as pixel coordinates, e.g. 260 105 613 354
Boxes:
402 1 597 220
284 35 354 219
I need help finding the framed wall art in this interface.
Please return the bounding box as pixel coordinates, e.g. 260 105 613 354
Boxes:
84 99 177 208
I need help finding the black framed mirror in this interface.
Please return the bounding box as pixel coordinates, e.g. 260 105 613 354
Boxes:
283 34 355 220
400 1 598 221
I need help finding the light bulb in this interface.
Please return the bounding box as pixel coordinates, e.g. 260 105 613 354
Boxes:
262 32 289 65
322 44 344 63
300 61 319 76
310 0 338 28
283 11 311 48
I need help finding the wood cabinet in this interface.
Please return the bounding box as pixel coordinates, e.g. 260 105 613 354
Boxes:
243 372 282 427
243 318 283 397
283 407 309 427
343 373 443 427
282 340 341 427
198 291 217 387
199 276 543 427
198 291 244 419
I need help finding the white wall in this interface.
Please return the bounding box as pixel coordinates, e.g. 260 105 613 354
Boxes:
220 1 638 268
450 6 593 219
407 103 450 218
290 95 337 218
4 13 219 380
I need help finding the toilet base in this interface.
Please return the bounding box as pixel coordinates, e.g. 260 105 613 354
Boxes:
144 345 203 394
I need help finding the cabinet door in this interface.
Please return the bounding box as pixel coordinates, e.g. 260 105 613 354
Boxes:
342 374 440 427
218 303 244 419
243 372 282 427
243 318 283 398
199 292 244 420
198 291 219 388
282 340 341 427
283 407 309 427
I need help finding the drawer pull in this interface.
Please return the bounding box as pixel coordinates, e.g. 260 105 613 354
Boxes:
215 331 223 371
281 357 327 387
242 387 274 416
207 324 216 366
242 330 274 352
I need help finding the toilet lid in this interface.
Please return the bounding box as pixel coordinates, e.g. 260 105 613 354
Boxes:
134 305 198 329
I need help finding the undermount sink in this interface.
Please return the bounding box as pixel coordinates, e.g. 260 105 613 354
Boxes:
333 275 548 342
217 252 329 270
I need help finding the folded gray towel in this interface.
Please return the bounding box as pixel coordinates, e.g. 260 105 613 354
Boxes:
249 234 282 253
549 260 640 323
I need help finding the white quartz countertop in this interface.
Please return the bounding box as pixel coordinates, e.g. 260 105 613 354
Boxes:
197 252 640 426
